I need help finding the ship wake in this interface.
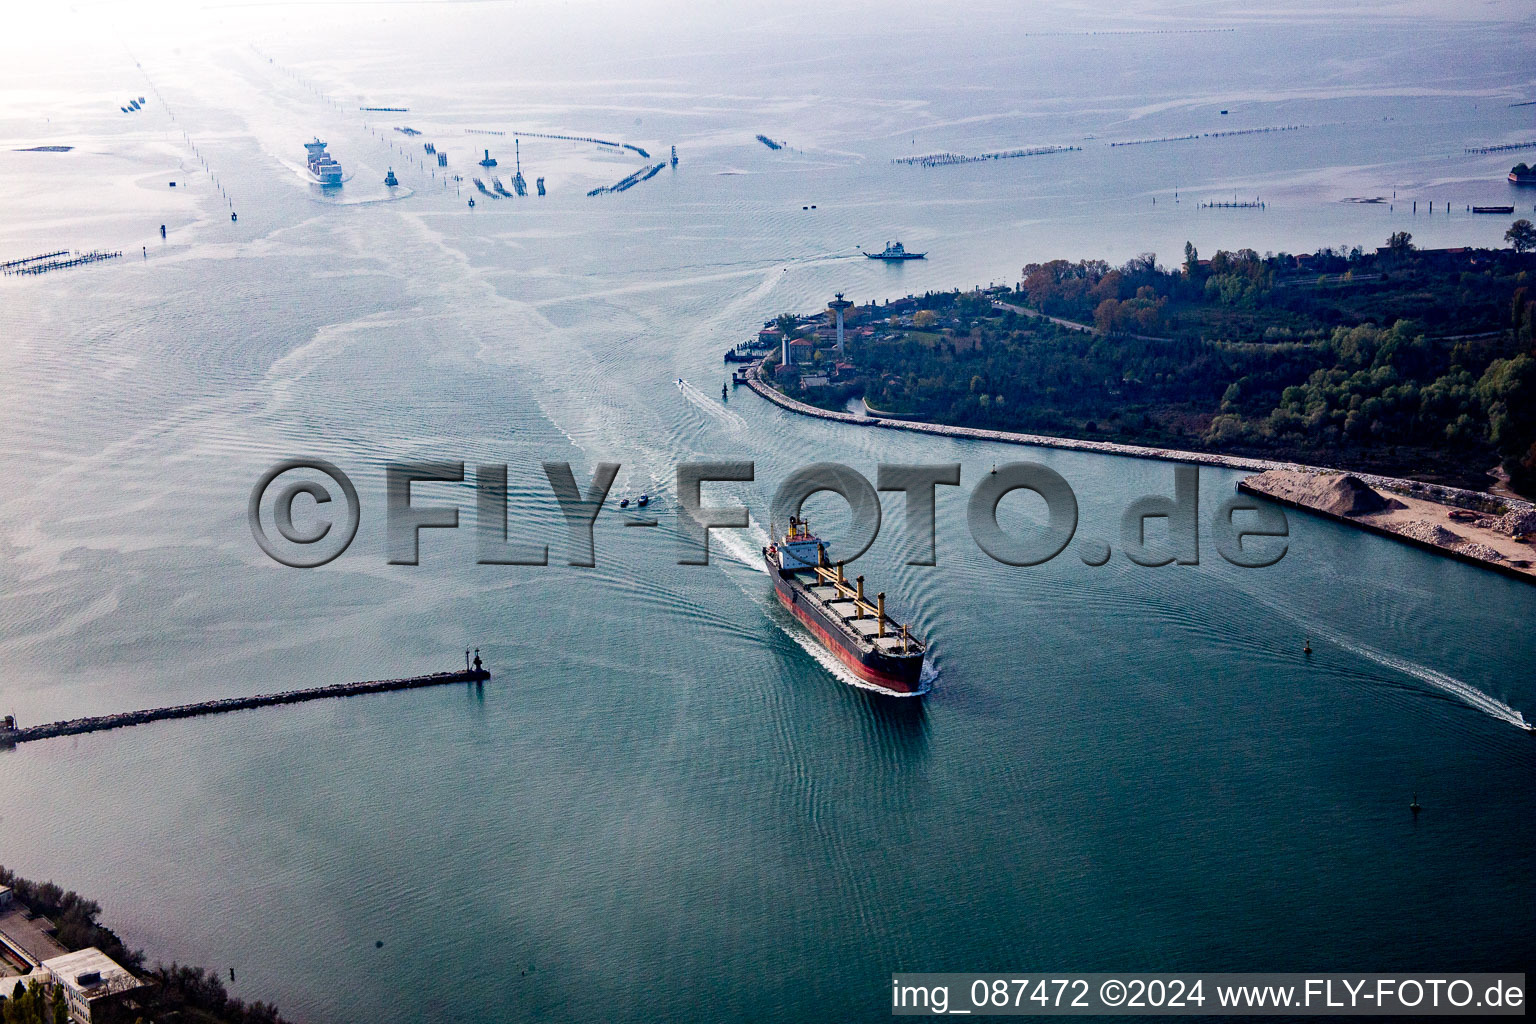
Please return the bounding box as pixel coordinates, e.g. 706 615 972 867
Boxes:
1332 633 1528 731
676 378 747 432
782 624 934 698
1239 587 1528 731
712 517 772 575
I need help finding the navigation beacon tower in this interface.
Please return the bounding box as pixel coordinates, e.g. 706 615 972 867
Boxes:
828 292 854 355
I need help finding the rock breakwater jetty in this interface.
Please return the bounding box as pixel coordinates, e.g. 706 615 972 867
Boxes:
893 145 1079 167
2 665 491 746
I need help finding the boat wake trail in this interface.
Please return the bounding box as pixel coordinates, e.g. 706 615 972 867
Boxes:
1240 587 1528 730
676 378 747 432
785 623 930 698
714 516 772 575
1333 633 1529 730
917 659 940 693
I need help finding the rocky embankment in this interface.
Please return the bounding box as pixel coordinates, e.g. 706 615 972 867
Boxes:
1 668 490 745
1239 470 1536 581
744 366 1535 581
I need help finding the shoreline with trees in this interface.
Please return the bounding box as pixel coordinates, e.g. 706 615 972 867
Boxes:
0 866 289 1024
757 233 1536 498
743 344 1536 581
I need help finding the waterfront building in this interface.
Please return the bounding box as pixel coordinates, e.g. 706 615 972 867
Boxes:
39 948 146 1024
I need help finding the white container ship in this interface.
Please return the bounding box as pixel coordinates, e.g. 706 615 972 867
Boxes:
304 138 343 186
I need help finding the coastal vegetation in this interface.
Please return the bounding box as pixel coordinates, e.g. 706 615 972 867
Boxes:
767 238 1536 493
0 867 289 1024
2 980 66 1024
1508 218 1535 253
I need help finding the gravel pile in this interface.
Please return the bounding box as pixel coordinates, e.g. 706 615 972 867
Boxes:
1490 508 1536 536
1391 519 1464 546
1242 470 1404 516
1456 541 1505 562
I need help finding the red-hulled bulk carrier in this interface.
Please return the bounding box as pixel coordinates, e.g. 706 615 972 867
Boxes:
764 517 926 695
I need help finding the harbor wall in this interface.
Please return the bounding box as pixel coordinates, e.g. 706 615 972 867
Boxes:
742 365 1532 515
2 668 489 746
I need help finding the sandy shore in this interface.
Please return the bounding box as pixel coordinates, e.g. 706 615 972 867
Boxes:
742 365 1536 581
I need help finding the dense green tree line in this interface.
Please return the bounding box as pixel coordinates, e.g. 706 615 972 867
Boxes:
795 240 1536 491
1 981 66 1024
0 871 138 969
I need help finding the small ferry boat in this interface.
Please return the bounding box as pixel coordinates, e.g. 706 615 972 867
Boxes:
304 138 343 186
384 167 399 187
863 241 926 261
764 517 926 694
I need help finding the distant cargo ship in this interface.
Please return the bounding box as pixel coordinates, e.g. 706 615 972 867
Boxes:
863 241 926 261
304 138 343 186
765 517 926 695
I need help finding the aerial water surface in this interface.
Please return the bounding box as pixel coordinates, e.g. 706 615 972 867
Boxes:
0 1 1532 1020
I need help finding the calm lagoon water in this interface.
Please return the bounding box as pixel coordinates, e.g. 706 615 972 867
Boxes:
1 1 1533 1020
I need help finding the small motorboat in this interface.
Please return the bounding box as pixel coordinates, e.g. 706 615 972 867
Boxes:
637 495 650 508
620 498 630 508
